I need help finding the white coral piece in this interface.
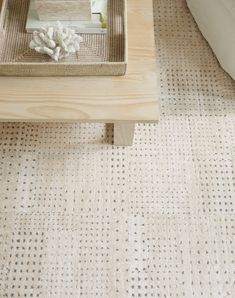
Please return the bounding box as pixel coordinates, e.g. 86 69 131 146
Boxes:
29 22 83 61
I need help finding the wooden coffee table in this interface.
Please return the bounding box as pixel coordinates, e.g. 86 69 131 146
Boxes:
0 0 159 146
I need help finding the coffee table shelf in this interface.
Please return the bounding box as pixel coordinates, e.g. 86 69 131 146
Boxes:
0 0 159 146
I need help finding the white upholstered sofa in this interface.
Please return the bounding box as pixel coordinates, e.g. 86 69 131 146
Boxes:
186 0 235 79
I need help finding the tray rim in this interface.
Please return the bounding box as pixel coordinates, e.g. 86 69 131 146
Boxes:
0 0 128 76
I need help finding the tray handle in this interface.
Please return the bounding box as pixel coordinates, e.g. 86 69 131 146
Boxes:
0 0 9 32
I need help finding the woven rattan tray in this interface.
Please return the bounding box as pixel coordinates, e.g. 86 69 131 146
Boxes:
0 0 127 76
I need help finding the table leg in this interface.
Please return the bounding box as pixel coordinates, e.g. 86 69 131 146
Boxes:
113 122 135 146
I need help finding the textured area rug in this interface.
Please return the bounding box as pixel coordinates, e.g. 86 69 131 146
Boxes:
1 0 235 297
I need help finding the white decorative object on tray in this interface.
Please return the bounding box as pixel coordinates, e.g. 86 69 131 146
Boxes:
26 0 107 34
29 22 83 61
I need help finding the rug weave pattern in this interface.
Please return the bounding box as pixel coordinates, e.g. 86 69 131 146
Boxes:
0 0 235 297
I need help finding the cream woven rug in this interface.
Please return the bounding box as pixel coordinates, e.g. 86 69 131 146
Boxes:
1 0 235 297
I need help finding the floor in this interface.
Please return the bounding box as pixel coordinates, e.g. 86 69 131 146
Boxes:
0 0 235 297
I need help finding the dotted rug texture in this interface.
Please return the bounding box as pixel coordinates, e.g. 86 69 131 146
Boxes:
0 0 235 297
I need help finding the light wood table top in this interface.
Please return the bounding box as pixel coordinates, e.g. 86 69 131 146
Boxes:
0 0 159 123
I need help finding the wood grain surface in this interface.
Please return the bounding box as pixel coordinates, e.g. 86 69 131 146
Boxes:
114 122 135 146
0 0 159 122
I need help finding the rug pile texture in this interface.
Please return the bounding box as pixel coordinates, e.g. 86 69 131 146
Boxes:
0 0 235 297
